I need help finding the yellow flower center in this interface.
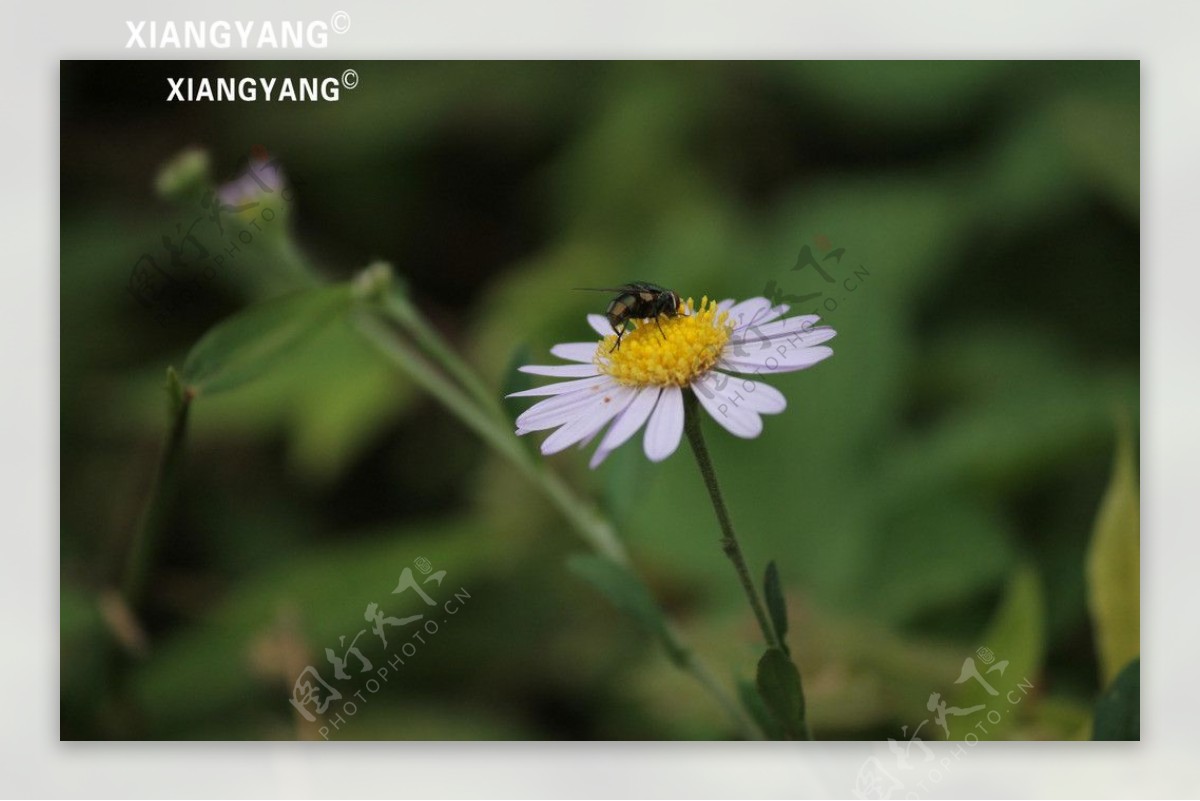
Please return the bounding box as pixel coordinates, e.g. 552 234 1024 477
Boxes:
595 297 732 387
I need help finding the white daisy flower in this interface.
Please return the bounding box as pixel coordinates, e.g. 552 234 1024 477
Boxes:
508 295 836 467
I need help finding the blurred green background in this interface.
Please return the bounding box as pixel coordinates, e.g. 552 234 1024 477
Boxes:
60 60 1139 740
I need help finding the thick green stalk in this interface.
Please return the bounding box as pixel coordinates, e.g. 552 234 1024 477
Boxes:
380 290 505 424
682 390 780 651
121 377 193 608
353 312 628 565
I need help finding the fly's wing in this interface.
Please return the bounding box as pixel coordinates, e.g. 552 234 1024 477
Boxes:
573 283 652 294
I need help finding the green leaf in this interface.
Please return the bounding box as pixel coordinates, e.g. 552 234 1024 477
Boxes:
755 647 807 740
947 564 1045 739
1092 657 1139 741
180 285 355 396
501 342 534 424
165 366 186 413
1086 417 1140 686
566 554 685 667
737 677 783 741
763 560 789 650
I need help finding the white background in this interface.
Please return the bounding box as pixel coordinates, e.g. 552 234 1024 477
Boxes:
3 1 1193 797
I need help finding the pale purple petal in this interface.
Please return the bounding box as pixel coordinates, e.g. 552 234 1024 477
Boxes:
725 297 774 331
693 382 764 439
720 344 834 375
577 425 604 449
724 328 834 364
589 386 661 468
732 315 830 345
587 314 612 337
759 303 790 325
506 374 611 398
717 298 736 313
518 363 600 378
515 379 616 431
695 371 787 415
540 386 636 455
550 342 600 363
643 385 684 462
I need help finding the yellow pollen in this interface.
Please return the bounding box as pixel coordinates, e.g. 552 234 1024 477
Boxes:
594 296 732 387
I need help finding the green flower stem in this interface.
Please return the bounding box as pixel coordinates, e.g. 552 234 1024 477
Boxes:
353 311 628 565
380 289 506 424
354 303 761 739
120 375 193 609
682 390 780 651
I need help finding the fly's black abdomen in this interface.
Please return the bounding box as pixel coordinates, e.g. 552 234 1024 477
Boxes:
575 282 682 352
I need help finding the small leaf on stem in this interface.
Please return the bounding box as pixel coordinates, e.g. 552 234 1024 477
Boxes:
181 285 355 396
756 647 808 740
1092 656 1139 740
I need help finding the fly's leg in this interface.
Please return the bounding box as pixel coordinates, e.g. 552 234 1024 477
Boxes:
609 324 625 352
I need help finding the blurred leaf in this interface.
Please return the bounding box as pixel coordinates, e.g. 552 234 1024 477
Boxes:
1058 94 1140 217
132 516 514 735
566 554 685 667
180 285 354 396
1086 419 1140 685
1092 656 1139 741
852 496 1016 626
763 561 789 650
737 677 783 740
500 343 542 460
755 647 806 740
785 61 1009 130
500 342 533 419
948 564 1045 739
60 585 110 732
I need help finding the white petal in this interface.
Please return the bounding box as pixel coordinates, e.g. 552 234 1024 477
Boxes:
693 382 763 439
589 386 661 468
506 374 610 398
734 315 830 344
587 314 613 337
540 386 636 455
717 298 736 312
518 363 600 378
515 380 616 431
758 303 790 325
720 344 834 374
643 385 684 462
695 371 787 415
725 297 774 331
724 327 835 363
550 342 601 363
